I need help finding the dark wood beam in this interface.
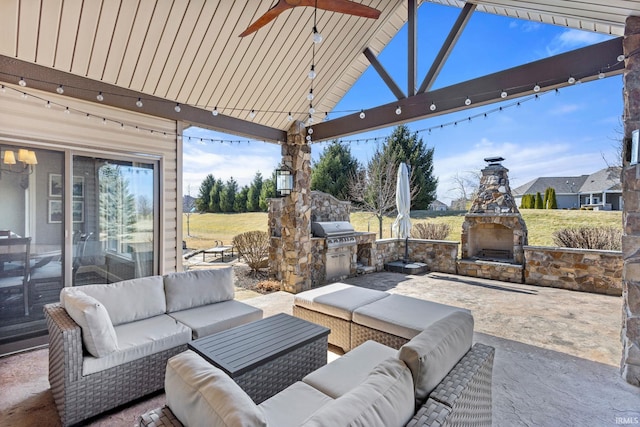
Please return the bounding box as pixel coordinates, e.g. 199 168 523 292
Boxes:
311 37 624 142
363 48 406 100
418 2 476 94
408 0 417 96
0 55 287 144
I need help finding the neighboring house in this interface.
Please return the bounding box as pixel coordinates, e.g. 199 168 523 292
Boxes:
429 200 448 211
512 167 622 210
183 195 197 213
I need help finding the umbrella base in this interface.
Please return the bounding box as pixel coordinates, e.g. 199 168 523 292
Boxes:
384 260 429 275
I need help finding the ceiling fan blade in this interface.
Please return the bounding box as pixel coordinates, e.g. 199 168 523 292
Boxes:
314 0 381 19
239 1 294 37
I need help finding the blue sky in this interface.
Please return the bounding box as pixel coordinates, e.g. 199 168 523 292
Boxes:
182 3 621 205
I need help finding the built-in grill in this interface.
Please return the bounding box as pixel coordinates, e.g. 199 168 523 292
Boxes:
311 221 357 282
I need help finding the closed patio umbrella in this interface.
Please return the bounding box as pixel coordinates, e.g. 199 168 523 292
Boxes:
392 162 411 240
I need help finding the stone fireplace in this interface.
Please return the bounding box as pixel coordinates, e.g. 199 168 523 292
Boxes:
461 157 528 265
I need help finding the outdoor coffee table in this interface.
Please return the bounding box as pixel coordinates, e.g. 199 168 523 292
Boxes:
188 313 330 403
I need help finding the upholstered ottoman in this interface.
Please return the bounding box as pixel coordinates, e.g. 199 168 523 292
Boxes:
293 283 389 351
351 294 472 349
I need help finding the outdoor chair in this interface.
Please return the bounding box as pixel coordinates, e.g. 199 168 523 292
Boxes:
0 237 32 315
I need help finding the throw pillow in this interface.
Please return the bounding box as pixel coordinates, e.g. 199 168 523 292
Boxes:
62 290 119 358
165 350 267 427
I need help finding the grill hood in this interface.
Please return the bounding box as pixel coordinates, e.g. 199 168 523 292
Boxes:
311 221 355 238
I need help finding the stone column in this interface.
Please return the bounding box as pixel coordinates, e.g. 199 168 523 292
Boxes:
279 121 312 293
622 16 640 386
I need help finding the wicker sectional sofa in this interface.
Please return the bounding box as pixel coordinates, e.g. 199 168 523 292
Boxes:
43 267 263 426
139 309 494 427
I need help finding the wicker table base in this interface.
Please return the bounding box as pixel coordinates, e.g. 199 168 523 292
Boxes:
188 313 329 403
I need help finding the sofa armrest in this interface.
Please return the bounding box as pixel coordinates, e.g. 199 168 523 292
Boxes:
44 303 85 382
406 342 494 427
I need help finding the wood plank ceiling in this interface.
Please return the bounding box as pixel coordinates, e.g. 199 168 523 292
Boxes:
0 0 638 142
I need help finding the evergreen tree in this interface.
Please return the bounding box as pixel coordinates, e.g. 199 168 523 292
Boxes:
311 140 359 200
379 125 437 210
548 188 558 209
99 164 137 238
246 172 263 212
234 186 249 213
544 187 551 209
220 177 238 212
535 192 544 209
259 176 276 211
209 179 223 213
196 174 216 212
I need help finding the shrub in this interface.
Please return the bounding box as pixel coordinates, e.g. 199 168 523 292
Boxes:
232 230 270 273
535 192 544 209
552 227 621 250
412 222 450 240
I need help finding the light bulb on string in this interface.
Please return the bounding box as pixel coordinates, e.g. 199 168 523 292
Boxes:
307 89 314 101
312 26 323 44
249 109 256 119
212 107 218 116
598 72 605 79
429 102 436 111
56 85 64 94
533 84 540 92
567 76 575 84
97 92 104 101
308 65 316 79
287 112 293 121
618 54 626 62
395 106 401 115
1 85 6 93
18 77 26 87
309 104 315 114
306 135 312 141
45 101 51 108
500 91 507 98
308 114 314 124
136 98 143 108
464 97 471 106
308 127 314 134
174 103 181 113
359 110 365 119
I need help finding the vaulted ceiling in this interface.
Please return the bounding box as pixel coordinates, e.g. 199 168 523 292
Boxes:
0 0 637 143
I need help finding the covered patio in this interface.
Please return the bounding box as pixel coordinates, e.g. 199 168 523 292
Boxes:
1 1 640 423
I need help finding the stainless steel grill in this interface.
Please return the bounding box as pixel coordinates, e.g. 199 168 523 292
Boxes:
311 221 357 282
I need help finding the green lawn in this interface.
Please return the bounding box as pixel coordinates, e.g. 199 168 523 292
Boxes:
183 209 622 250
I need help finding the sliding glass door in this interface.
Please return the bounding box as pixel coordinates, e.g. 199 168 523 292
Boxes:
0 145 159 355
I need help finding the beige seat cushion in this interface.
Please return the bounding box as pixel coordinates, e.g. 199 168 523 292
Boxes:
294 282 389 320
165 350 267 427
302 340 397 398
168 299 263 339
352 294 469 340
62 290 118 358
301 358 415 427
399 310 474 404
164 267 235 312
259 381 333 427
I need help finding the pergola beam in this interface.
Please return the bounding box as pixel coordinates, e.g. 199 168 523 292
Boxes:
418 2 476 94
311 37 624 142
0 55 287 144
408 0 417 96
363 48 406 100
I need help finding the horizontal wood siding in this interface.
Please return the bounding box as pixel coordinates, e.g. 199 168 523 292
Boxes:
0 83 179 273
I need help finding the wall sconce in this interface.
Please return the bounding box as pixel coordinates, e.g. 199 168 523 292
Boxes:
1 147 38 178
275 169 294 197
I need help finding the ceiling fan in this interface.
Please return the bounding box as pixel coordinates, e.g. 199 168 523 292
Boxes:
239 0 381 37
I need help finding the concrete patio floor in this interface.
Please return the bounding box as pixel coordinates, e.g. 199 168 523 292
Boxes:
245 271 640 426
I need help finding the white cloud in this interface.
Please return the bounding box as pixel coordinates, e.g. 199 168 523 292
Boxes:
545 29 610 56
549 103 582 115
434 137 611 205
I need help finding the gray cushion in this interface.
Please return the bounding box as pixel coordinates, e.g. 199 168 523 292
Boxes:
168 300 263 339
352 294 469 340
73 276 166 325
399 310 474 404
61 289 118 358
83 314 191 375
165 350 267 427
301 358 415 427
294 282 389 320
164 267 234 312
259 381 333 427
303 340 397 398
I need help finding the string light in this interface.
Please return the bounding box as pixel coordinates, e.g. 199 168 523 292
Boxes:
97 91 104 101
500 91 507 98
64 107 70 114
567 76 576 84
308 65 316 80
249 109 256 119
359 110 365 119
312 26 323 44
212 107 218 116
464 97 471 106
174 103 181 113
533 84 540 92
45 101 51 108
18 77 26 87
56 85 64 94
307 89 314 101
395 106 402 115
430 102 437 111
136 98 143 108
287 112 293 121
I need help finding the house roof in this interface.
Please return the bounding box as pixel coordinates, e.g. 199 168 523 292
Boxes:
0 1 636 142
512 167 621 196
